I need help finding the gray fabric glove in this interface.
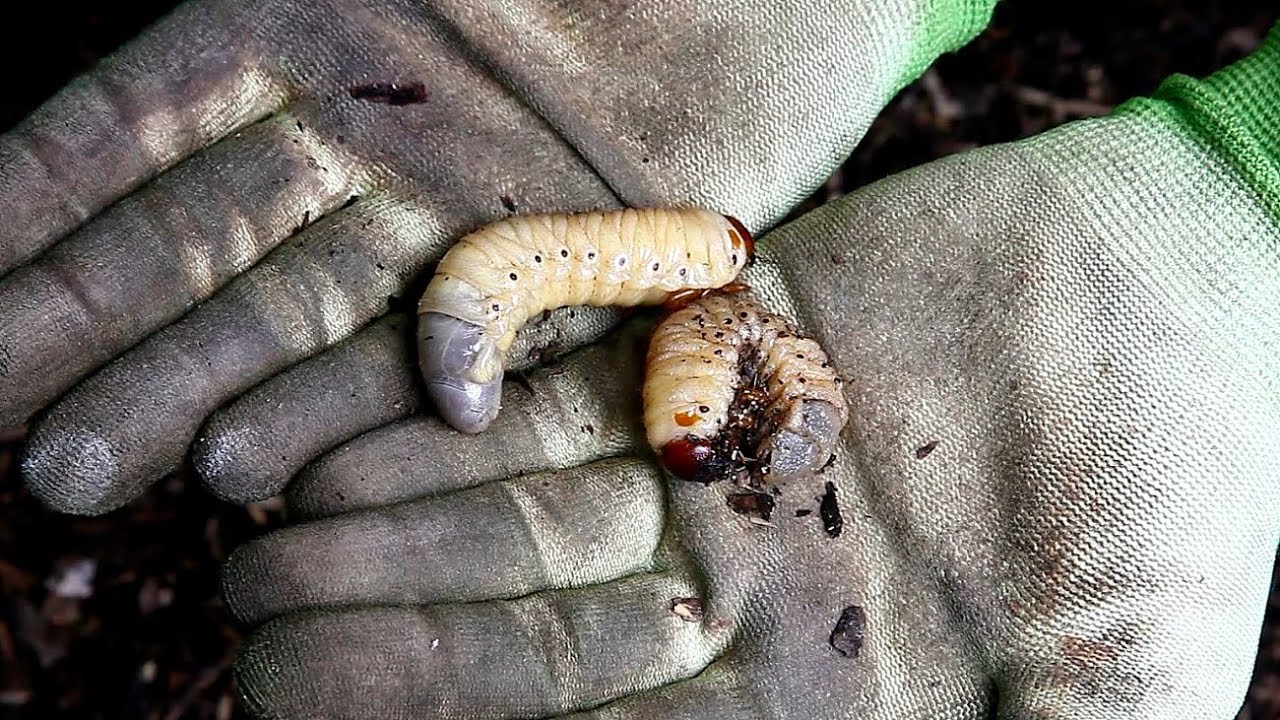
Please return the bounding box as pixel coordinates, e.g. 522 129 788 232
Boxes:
221 30 1280 718
1 0 990 514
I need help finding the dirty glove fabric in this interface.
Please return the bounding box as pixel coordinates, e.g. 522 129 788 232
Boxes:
223 29 1280 719
1 0 993 514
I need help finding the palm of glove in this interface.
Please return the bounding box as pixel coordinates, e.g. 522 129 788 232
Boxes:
225 326 889 719
225 105 1280 717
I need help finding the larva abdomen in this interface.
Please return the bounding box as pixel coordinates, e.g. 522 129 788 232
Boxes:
643 291 848 485
418 207 753 433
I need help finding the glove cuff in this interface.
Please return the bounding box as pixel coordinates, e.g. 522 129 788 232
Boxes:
899 0 999 88
1116 22 1280 220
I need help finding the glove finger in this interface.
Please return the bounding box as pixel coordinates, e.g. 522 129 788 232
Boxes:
0 112 362 426
286 320 650 520
192 313 421 504
224 457 663 625
234 573 719 720
0 1 286 275
193 304 623 504
560 668 784 720
19 196 429 514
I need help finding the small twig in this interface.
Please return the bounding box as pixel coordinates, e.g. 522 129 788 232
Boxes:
162 653 233 720
1009 85 1113 120
921 69 964 130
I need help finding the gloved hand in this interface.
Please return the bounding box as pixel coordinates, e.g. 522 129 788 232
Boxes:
0 0 992 514
221 29 1280 719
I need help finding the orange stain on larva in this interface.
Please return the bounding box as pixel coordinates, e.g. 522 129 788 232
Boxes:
675 411 701 426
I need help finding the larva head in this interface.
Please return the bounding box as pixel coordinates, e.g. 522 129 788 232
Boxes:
418 312 504 433
723 215 755 267
659 436 716 483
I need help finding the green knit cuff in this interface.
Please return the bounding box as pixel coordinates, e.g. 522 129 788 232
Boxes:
1115 22 1280 219
897 0 998 92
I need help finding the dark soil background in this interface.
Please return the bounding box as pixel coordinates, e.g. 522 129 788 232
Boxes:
0 2 1276 718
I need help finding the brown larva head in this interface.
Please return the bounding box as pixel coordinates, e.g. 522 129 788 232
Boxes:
659 437 716 483
724 215 755 264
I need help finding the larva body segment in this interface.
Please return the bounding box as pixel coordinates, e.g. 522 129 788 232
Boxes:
644 292 848 486
418 208 753 433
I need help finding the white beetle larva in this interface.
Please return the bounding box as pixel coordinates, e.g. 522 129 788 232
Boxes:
418 207 753 433
643 290 848 485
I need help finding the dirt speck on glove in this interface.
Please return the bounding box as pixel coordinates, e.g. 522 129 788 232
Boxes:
670 597 705 623
346 81 428 106
726 491 776 521
819 481 843 538
829 604 867 658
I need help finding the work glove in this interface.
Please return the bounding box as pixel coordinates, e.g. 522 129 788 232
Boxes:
221 27 1280 719
1 0 992 514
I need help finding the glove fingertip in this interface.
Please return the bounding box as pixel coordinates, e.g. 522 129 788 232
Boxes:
232 627 288 719
191 426 288 504
19 425 128 516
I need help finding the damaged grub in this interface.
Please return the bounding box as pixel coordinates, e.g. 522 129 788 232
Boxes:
652 294 849 535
